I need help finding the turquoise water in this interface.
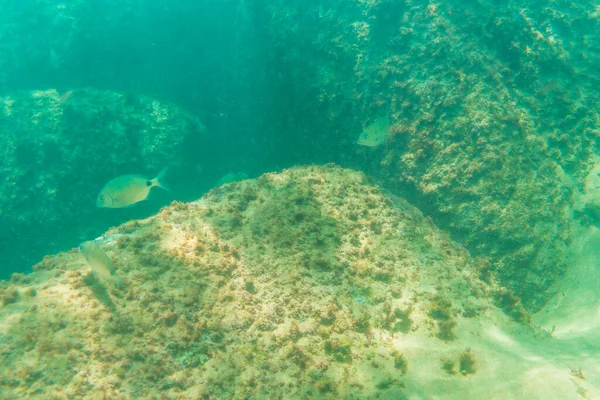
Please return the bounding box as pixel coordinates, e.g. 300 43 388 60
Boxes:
1 0 600 398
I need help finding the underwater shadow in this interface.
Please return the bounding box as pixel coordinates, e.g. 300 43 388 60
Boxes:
83 274 119 315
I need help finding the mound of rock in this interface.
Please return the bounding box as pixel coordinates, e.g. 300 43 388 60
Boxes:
0 165 594 399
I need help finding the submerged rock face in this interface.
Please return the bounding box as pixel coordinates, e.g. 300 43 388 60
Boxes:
1 165 592 399
259 0 600 311
0 88 205 278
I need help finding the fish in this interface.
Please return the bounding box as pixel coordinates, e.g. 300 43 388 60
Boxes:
80 240 123 288
357 113 390 147
97 168 169 208
59 90 73 102
217 172 249 186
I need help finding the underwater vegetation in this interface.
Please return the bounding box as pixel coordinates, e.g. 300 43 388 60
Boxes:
1 165 592 399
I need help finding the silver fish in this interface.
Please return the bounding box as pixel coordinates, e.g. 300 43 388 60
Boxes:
357 114 390 147
97 168 168 208
80 241 123 288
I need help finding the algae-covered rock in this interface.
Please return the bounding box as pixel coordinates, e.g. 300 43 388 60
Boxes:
259 0 600 310
0 165 595 399
0 88 205 278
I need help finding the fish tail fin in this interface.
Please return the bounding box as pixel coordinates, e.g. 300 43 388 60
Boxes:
153 167 171 191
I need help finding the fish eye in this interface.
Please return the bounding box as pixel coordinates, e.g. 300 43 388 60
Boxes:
98 195 104 202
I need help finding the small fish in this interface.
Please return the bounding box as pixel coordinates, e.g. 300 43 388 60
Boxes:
217 172 249 186
97 168 169 208
357 114 390 147
59 90 73 102
80 241 123 288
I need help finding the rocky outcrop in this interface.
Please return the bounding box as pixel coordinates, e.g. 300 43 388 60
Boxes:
0 165 593 399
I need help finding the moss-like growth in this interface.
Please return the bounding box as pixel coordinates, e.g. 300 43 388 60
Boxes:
160 312 179 327
393 353 408 375
459 349 477 376
437 319 458 341
441 358 457 375
288 344 310 369
574 204 600 228
315 377 337 393
324 335 353 363
494 289 531 324
105 315 135 335
10 273 30 284
429 297 457 340
353 306 371 334
393 308 412 333
429 297 454 321
376 378 401 390
244 280 256 294
1 288 19 306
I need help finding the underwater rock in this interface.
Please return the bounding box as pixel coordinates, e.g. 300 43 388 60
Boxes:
0 88 205 279
260 0 600 311
0 165 595 399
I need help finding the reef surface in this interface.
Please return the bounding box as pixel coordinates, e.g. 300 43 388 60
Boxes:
0 165 594 399
261 0 600 311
